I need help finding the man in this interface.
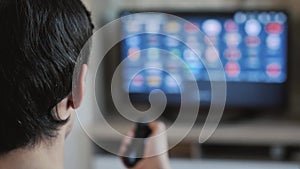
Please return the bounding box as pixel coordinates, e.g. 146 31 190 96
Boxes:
0 0 171 169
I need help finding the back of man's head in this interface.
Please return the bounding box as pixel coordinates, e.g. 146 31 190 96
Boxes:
0 0 93 154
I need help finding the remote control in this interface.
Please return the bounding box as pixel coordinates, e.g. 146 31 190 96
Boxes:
122 123 152 168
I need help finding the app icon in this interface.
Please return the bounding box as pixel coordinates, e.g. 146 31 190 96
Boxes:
147 75 162 87
245 36 261 47
166 61 180 72
225 62 241 77
245 19 262 36
265 22 284 34
246 53 260 69
224 48 241 61
186 36 199 48
225 19 238 32
126 21 142 33
258 12 271 24
224 33 241 47
147 48 160 60
170 48 181 59
234 12 247 24
132 74 144 87
126 36 141 46
128 48 140 61
266 35 281 50
205 36 218 46
145 20 161 33
187 68 201 80
248 48 258 57
145 62 163 70
246 55 261 69
205 47 219 63
147 35 159 46
187 62 203 70
184 22 199 34
165 36 180 47
165 75 181 87
275 12 287 23
202 19 222 36
184 49 200 62
164 21 181 33
266 63 281 78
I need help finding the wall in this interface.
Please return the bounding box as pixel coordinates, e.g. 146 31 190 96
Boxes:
64 0 300 168
64 2 94 169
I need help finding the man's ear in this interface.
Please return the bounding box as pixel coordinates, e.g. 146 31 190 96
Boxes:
69 64 88 109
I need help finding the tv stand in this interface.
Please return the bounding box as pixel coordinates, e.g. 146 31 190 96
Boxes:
92 114 300 161
161 108 270 125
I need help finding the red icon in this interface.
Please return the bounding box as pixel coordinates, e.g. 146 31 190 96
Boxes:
266 63 281 78
224 48 241 60
184 22 199 34
128 48 140 61
225 62 241 77
225 20 238 32
132 74 144 87
245 36 261 47
265 22 283 34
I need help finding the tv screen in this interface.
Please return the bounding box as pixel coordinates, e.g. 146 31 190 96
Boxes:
119 11 288 109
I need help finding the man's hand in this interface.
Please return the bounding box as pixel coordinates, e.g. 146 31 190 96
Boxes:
119 121 171 169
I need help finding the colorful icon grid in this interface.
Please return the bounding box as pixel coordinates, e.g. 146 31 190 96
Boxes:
121 12 288 93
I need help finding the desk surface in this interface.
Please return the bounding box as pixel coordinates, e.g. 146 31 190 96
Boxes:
94 156 300 169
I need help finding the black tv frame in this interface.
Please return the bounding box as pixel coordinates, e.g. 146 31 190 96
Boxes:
101 9 291 119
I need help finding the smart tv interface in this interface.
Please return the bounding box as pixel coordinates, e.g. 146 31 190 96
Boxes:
119 11 288 108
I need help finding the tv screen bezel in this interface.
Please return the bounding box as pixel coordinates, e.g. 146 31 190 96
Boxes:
115 9 290 111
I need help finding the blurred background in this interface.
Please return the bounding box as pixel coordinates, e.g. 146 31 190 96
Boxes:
65 0 300 168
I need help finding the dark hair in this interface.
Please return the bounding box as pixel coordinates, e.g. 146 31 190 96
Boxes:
0 0 93 154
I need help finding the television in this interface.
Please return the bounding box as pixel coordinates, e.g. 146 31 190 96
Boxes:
117 10 289 115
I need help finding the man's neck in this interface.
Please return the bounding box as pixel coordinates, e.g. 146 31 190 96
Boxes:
0 136 65 169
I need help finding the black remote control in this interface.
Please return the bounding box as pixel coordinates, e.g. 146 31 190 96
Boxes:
122 123 152 168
